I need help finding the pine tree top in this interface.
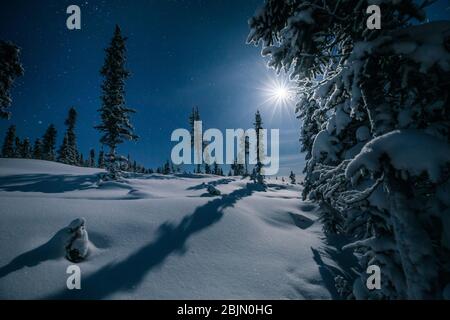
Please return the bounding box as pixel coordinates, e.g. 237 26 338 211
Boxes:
95 25 138 150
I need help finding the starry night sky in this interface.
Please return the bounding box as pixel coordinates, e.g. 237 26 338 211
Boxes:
0 0 449 175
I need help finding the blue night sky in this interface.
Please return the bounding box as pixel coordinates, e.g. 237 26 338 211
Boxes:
0 0 449 175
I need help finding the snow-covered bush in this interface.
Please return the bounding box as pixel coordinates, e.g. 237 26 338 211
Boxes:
248 0 450 299
65 218 89 262
207 184 221 196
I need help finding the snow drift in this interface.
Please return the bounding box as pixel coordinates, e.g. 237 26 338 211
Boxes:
0 159 348 299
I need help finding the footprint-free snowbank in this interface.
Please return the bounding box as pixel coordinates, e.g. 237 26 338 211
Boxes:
0 159 337 299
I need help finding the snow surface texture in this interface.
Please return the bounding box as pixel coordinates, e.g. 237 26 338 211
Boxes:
0 159 353 299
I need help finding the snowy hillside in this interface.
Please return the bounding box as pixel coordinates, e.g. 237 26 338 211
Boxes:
0 159 353 299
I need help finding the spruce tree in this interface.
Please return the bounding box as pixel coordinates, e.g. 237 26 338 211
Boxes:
253 110 264 183
95 25 138 180
57 133 69 164
98 148 105 168
1 124 16 157
32 138 42 159
244 136 249 176
231 158 244 176
21 137 31 158
89 148 95 167
58 107 78 164
213 162 219 175
0 41 24 119
289 171 296 184
204 162 211 174
41 124 57 161
14 136 22 157
189 106 202 173
163 160 171 175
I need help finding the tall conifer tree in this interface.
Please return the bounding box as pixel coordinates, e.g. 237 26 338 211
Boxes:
1 124 16 157
95 25 138 179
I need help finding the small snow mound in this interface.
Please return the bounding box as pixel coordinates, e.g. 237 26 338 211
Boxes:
127 189 159 199
98 180 133 190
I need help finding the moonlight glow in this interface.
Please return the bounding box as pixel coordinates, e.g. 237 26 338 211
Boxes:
273 85 289 101
260 76 295 111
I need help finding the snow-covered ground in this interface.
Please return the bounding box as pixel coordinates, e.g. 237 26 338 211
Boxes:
0 159 350 299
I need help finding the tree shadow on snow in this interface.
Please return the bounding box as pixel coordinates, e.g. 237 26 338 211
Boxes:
0 174 98 193
310 234 360 300
44 183 263 299
0 226 70 279
187 178 234 191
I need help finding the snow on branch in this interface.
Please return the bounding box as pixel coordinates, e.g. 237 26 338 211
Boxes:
346 130 450 183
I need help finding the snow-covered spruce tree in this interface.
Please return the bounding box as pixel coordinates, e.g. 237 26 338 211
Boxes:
189 106 202 173
289 171 296 184
57 107 79 165
248 0 450 299
41 124 57 161
95 25 138 180
253 110 264 184
244 135 250 176
1 124 16 157
0 41 24 119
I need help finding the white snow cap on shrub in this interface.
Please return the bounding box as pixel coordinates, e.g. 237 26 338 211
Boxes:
346 130 450 182
207 184 221 196
68 218 86 231
66 217 89 262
